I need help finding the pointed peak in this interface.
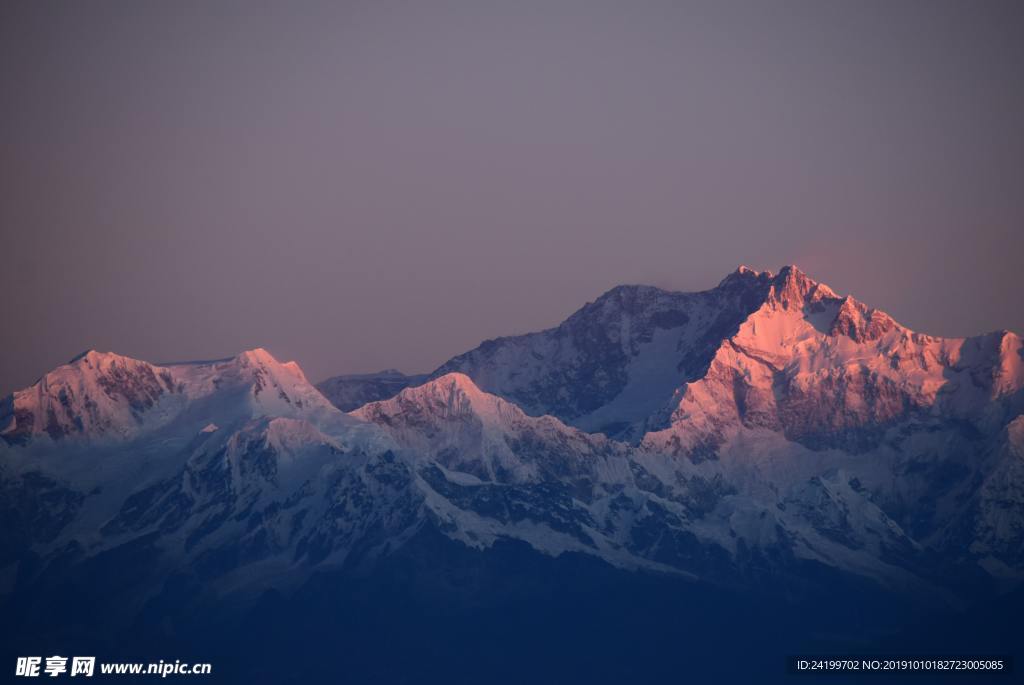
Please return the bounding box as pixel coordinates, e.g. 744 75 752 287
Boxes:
59 350 157 379
68 349 136 366
773 264 812 290
69 348 101 363
420 372 484 395
354 371 525 427
717 265 775 289
234 347 280 366
389 371 505 409
228 349 319 387
7 349 169 442
766 265 839 310
361 372 486 409
829 295 898 342
837 294 862 310
735 264 771 278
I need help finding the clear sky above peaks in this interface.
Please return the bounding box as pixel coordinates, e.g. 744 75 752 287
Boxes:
2 0 1022 395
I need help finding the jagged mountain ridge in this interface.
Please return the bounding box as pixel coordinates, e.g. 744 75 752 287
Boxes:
0 347 342 445
643 267 1023 454
427 265 1023 447
0 347 394 596
350 372 952 590
1 265 1023 637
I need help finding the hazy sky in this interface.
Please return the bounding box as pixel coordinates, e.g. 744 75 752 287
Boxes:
2 0 1022 395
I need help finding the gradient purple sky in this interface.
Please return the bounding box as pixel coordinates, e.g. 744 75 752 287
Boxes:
2 0 1023 395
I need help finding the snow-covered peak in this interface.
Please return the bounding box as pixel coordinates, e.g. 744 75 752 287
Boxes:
224 348 318 391
1 347 342 445
69 348 131 365
644 267 1022 456
714 266 905 349
827 295 898 342
423 371 483 394
1 350 177 443
764 265 839 310
354 372 616 486
163 348 342 431
239 416 342 456
353 372 525 427
716 264 775 289
62 348 171 378
233 347 279 368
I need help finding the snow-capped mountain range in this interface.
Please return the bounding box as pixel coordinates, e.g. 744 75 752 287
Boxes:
2 266 1022 617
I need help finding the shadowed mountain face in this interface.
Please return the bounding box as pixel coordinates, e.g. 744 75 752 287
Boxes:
2 266 1023 683
428 267 779 442
316 369 427 412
